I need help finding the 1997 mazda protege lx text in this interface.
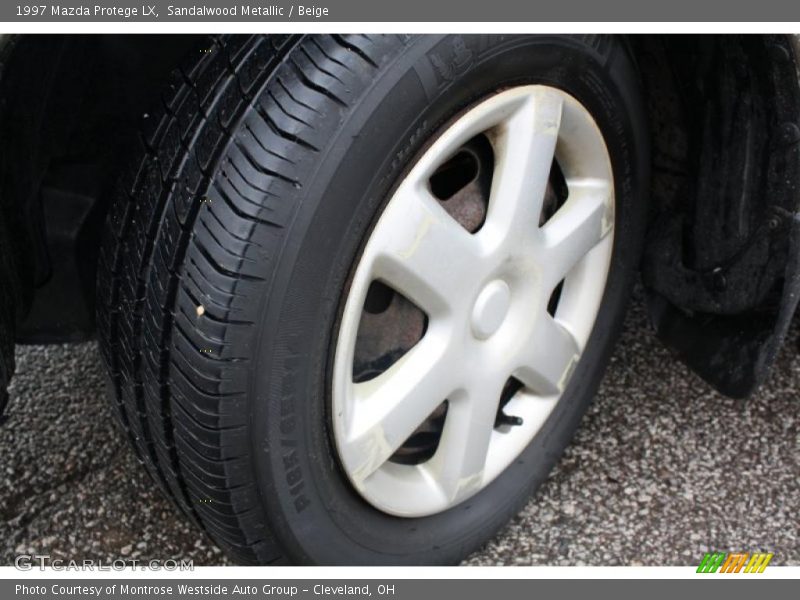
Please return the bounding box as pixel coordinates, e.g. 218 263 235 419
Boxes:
0 34 798 564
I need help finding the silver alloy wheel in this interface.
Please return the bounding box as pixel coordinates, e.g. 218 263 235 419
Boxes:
332 85 615 517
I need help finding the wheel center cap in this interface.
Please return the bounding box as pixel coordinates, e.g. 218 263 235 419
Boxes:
471 280 511 340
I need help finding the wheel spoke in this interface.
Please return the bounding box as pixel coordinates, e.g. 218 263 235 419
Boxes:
428 378 505 502
483 88 564 241
540 178 612 286
338 339 458 484
515 314 580 396
363 181 480 316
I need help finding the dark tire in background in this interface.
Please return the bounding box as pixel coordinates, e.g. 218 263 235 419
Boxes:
97 34 648 565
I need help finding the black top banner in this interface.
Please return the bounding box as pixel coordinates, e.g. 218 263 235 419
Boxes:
3 0 800 22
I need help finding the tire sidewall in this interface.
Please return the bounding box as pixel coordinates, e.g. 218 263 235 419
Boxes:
249 34 648 564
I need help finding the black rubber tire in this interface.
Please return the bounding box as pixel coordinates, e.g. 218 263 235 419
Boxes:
97 34 648 565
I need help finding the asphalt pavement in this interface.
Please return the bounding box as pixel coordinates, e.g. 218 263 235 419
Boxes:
2 293 798 566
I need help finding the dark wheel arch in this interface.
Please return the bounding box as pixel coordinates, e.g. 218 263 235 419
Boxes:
634 34 800 397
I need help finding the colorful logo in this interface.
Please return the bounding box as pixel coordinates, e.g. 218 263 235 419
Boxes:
696 552 773 573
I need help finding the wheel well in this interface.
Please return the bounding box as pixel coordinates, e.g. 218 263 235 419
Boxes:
631 34 800 395
0 34 202 342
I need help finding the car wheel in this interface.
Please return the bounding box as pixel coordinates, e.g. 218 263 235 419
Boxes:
97 33 648 565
